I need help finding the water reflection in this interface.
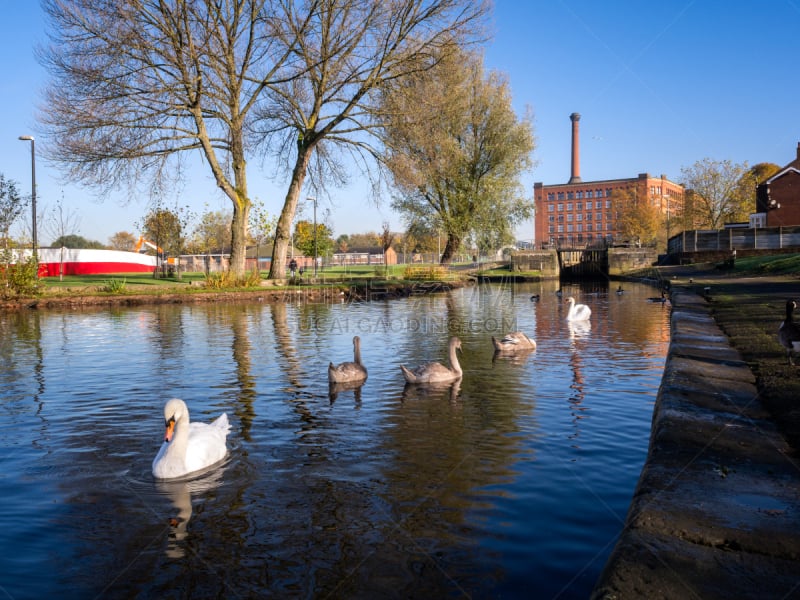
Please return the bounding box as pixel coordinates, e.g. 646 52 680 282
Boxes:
568 319 592 341
328 380 364 404
0 281 670 599
156 466 226 559
230 310 256 440
568 340 588 446
400 379 462 404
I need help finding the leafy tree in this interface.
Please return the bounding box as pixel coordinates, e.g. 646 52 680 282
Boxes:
108 231 137 252
680 158 752 229
738 162 781 214
51 234 104 249
293 220 334 259
261 0 488 278
612 188 662 246
0 174 25 251
381 47 535 263
335 234 350 253
190 209 232 255
403 222 442 254
343 232 381 249
140 206 190 260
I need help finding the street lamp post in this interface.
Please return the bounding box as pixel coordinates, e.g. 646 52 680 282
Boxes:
18 136 37 260
307 196 317 277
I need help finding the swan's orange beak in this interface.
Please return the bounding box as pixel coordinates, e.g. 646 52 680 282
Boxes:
164 417 176 443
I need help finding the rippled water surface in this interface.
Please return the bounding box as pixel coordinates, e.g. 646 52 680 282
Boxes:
0 281 670 599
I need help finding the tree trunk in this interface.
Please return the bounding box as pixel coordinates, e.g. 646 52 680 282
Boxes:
229 200 249 276
227 133 250 276
440 232 461 264
268 145 313 279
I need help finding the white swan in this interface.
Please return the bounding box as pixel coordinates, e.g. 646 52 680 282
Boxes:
778 299 800 365
328 335 368 383
492 331 537 352
565 296 591 321
400 336 463 384
152 398 230 480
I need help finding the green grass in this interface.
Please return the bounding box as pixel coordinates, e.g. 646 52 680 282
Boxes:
34 264 468 296
728 253 800 276
41 272 205 289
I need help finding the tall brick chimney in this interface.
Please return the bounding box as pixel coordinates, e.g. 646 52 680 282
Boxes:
569 112 582 184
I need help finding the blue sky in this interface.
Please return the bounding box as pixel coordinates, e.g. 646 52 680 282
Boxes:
2 1 799 246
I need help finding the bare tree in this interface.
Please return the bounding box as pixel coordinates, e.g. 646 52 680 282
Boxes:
38 0 310 277
44 195 83 280
260 0 489 278
379 221 395 252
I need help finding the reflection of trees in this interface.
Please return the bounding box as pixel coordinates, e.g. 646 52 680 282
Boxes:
607 287 671 347
362 287 534 593
230 309 256 440
149 304 186 364
0 311 45 416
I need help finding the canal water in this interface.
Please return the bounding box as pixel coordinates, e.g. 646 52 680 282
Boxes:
0 280 669 599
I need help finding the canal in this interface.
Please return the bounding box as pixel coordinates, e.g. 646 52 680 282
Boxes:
0 280 669 598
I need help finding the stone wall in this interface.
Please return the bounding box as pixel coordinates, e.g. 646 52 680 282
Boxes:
510 250 559 278
592 290 800 598
607 247 657 276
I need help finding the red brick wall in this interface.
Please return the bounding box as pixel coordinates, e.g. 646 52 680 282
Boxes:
765 170 800 227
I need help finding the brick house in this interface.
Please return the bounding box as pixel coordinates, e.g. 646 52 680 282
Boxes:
755 142 800 227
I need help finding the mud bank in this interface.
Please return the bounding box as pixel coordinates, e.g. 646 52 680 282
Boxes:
592 289 800 599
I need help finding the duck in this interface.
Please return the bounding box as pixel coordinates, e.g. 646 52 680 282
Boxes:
152 398 230 480
400 336 462 384
778 299 800 365
328 335 368 383
648 291 668 303
616 285 624 295
530 294 540 302
565 296 591 321
492 331 537 352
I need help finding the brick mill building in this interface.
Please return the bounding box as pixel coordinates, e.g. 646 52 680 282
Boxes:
533 113 684 248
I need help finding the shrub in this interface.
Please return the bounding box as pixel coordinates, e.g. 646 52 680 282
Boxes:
402 265 448 280
103 277 127 293
0 251 40 299
203 268 262 289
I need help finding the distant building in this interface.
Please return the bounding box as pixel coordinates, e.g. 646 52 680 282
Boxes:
754 142 800 227
332 246 397 266
533 113 684 248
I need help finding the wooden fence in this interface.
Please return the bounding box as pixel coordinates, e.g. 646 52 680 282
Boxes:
668 226 800 254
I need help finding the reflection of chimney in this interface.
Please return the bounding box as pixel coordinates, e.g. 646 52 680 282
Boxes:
569 112 582 184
